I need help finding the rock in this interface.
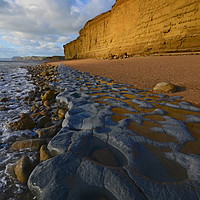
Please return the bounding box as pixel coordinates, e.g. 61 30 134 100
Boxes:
28 90 35 96
43 100 51 108
153 82 176 93
57 108 67 118
0 106 8 111
28 96 35 101
11 139 47 150
0 97 9 102
36 123 61 139
14 156 33 183
131 99 155 108
41 71 49 76
36 116 51 128
7 113 35 131
39 109 50 116
31 105 39 113
28 153 81 200
41 90 56 102
31 112 42 119
43 86 51 91
24 96 29 101
40 145 52 161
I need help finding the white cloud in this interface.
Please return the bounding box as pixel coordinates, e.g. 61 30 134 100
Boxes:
0 0 115 57
2 34 40 46
57 36 76 43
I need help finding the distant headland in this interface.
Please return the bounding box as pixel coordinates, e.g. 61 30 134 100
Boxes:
12 56 65 61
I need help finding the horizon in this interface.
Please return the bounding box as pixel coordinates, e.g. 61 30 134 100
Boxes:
0 0 115 58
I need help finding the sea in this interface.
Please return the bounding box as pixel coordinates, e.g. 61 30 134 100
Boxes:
0 60 43 199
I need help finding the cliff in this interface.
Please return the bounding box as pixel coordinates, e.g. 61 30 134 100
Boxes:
64 0 200 59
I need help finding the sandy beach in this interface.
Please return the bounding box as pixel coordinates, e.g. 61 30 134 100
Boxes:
48 55 200 107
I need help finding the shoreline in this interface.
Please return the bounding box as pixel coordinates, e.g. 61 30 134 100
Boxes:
0 63 66 200
47 54 200 107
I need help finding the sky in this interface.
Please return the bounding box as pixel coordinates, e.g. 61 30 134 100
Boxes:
0 0 115 58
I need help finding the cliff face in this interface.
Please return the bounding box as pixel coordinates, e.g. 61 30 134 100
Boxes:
64 0 200 59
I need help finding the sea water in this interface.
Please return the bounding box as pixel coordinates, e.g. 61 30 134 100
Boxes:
0 60 42 199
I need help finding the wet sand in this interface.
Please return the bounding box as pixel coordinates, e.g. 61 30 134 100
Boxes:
48 55 200 106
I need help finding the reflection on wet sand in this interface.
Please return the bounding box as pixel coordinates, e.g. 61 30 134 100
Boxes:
128 120 177 143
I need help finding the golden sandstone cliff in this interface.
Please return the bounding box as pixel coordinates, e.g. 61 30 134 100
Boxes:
64 0 200 59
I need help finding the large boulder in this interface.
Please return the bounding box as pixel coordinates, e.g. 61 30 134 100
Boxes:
153 82 176 93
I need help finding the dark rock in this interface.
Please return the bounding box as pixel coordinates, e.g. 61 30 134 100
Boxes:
41 90 56 102
0 106 8 111
7 113 35 131
28 96 35 101
24 96 29 101
36 116 51 128
41 71 49 76
30 105 40 113
43 100 51 108
0 97 9 102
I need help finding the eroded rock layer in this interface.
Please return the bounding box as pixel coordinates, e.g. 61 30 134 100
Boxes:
64 0 200 59
28 64 200 200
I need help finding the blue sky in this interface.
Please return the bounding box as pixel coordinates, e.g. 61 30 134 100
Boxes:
0 0 115 58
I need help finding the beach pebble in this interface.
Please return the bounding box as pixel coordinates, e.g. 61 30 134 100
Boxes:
153 82 176 93
36 116 51 128
43 100 51 108
0 105 8 111
40 145 52 161
57 108 68 118
36 123 61 139
7 113 35 131
31 105 39 113
0 97 10 102
41 90 56 102
41 71 49 76
14 156 33 183
28 96 35 101
11 139 47 150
